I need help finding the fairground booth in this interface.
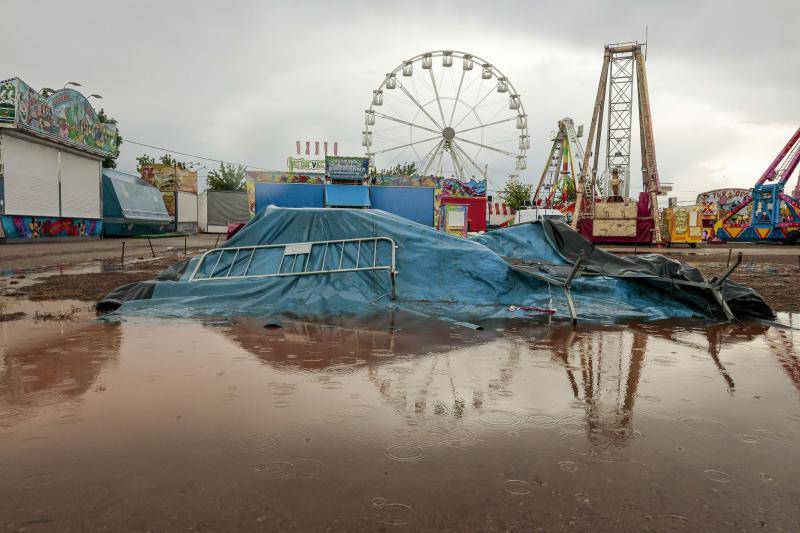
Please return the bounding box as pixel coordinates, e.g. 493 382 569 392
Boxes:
102 169 172 236
0 78 119 242
139 163 199 233
245 155 488 232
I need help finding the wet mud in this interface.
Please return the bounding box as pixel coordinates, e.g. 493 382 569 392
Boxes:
1 255 183 304
1 313 800 531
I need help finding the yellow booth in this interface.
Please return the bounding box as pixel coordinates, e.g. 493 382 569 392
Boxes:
661 206 704 246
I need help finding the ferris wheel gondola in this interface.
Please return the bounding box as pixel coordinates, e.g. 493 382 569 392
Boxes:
363 50 529 190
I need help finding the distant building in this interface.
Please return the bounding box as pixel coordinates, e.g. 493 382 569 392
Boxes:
0 77 119 242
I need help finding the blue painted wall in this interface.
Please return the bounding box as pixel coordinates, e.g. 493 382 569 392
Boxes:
369 186 435 226
255 183 325 212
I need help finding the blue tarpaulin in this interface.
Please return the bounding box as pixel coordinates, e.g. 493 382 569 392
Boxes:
255 182 324 210
325 185 371 207
369 186 434 226
101 207 759 324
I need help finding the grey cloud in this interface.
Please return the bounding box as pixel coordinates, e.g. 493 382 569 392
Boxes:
4 0 798 200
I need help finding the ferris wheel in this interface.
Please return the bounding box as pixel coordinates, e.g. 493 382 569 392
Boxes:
363 50 529 189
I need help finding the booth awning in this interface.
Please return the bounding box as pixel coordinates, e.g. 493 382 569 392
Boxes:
102 169 171 221
325 185 371 208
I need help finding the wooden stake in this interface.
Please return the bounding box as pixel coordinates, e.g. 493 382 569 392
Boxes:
147 237 155 257
121 241 125 266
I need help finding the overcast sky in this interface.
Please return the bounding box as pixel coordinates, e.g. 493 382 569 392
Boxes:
5 0 798 201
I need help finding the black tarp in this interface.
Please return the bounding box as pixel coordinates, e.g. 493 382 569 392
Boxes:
540 219 775 320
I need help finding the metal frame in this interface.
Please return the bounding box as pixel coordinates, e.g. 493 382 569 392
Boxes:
508 252 585 325
664 252 742 321
508 251 745 324
572 42 663 244
606 52 634 198
188 237 399 300
364 50 528 190
716 127 800 243
533 118 591 209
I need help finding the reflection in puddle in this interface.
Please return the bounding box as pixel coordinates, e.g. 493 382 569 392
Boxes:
1 314 800 530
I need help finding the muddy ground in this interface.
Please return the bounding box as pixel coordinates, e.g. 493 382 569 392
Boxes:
2 246 797 313
2 243 800 531
679 253 796 312
6 255 183 303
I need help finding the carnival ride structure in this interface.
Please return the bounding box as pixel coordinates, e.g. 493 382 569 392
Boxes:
714 126 800 243
363 50 529 194
532 118 596 214
572 42 662 244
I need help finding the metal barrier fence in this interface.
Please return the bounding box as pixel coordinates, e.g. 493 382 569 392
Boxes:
187 237 398 299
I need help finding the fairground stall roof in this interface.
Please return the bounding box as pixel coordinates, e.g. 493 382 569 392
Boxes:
0 77 118 157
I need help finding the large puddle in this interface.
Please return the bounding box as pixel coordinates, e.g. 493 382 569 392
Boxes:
1 314 799 530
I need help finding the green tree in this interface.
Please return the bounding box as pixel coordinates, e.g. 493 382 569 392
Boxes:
97 108 122 169
135 153 191 172
207 162 246 191
501 177 533 211
370 162 417 176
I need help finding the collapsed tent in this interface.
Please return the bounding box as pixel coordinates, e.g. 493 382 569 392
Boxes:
99 206 773 323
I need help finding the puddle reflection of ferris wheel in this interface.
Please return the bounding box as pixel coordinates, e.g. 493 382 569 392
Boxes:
363 50 529 189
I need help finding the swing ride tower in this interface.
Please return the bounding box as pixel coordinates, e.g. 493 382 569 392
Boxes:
571 42 662 244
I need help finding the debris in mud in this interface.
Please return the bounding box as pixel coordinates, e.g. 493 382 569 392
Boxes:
34 305 81 322
0 303 27 322
0 310 26 322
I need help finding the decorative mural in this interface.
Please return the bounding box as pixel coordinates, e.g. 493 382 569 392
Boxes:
436 177 487 198
696 188 751 215
246 181 256 217
0 78 118 155
245 171 325 184
370 175 437 187
1 215 101 239
162 192 176 218
140 164 198 193
0 79 16 121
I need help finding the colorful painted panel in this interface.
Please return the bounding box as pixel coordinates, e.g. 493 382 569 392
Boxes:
436 177 487 198
1 215 101 239
162 192 176 218
10 79 118 155
245 171 325 184
696 188 751 215
325 156 368 182
140 164 198 193
433 177 487 227
0 78 16 121
246 180 256 217
371 175 438 187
